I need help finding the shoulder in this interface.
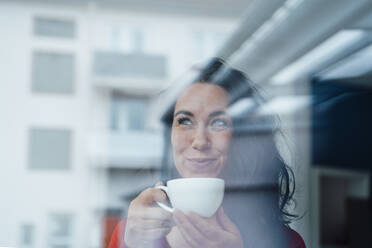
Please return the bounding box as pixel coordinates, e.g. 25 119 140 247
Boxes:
108 220 127 248
107 219 170 248
284 226 306 248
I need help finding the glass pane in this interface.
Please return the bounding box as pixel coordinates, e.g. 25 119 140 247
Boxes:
34 17 75 38
20 224 34 245
48 213 73 237
127 99 146 131
32 52 75 94
28 128 71 170
47 214 73 248
110 97 147 131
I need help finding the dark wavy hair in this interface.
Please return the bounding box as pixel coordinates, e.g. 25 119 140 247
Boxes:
190 57 297 224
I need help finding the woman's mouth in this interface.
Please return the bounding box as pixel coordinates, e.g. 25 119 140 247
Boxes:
186 157 218 168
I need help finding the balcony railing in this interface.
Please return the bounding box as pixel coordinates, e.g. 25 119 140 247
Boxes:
92 51 168 92
93 51 167 78
88 130 163 169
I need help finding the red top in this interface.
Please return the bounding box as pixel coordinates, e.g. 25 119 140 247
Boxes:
108 219 306 248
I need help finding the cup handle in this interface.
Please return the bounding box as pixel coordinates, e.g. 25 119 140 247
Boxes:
155 185 174 213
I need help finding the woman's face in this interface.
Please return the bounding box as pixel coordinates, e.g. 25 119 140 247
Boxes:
171 83 232 178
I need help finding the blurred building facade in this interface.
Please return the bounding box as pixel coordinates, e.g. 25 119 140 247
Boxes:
0 1 235 247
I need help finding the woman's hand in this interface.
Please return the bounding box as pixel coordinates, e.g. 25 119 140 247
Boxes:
173 207 243 248
124 182 173 248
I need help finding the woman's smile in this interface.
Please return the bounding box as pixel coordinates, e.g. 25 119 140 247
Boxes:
187 157 218 163
186 157 218 169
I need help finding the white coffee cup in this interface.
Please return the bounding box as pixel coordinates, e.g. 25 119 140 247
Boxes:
155 177 224 218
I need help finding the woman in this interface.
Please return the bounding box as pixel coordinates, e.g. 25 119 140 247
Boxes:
109 58 305 248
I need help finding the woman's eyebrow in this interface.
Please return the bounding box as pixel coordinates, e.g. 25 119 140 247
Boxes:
174 110 193 117
209 111 228 118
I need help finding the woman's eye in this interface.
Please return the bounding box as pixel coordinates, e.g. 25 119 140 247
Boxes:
210 119 230 129
177 117 192 126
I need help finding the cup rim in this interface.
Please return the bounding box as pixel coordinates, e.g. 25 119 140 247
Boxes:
167 177 224 184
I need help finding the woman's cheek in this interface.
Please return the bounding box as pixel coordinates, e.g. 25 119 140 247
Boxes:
172 132 189 161
216 132 232 152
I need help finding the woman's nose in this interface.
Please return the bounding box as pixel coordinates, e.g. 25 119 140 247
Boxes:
191 126 210 151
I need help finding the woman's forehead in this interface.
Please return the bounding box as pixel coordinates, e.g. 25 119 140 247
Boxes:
174 83 229 114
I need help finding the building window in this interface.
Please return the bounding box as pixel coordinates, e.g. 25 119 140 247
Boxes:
20 224 34 248
127 99 146 130
110 26 121 50
47 213 74 248
32 51 75 94
28 128 72 170
132 30 144 53
33 17 75 38
111 95 147 131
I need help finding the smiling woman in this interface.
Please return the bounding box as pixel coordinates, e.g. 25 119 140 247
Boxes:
108 58 305 248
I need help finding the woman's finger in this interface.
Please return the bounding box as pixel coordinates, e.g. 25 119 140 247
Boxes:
139 206 173 220
142 226 172 240
176 220 200 248
134 187 168 205
136 218 173 230
186 211 221 240
216 207 240 233
173 210 204 247
131 223 171 241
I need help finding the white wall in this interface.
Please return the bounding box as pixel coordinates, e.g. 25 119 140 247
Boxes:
0 2 95 247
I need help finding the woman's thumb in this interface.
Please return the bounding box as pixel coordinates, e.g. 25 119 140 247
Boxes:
217 207 239 233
